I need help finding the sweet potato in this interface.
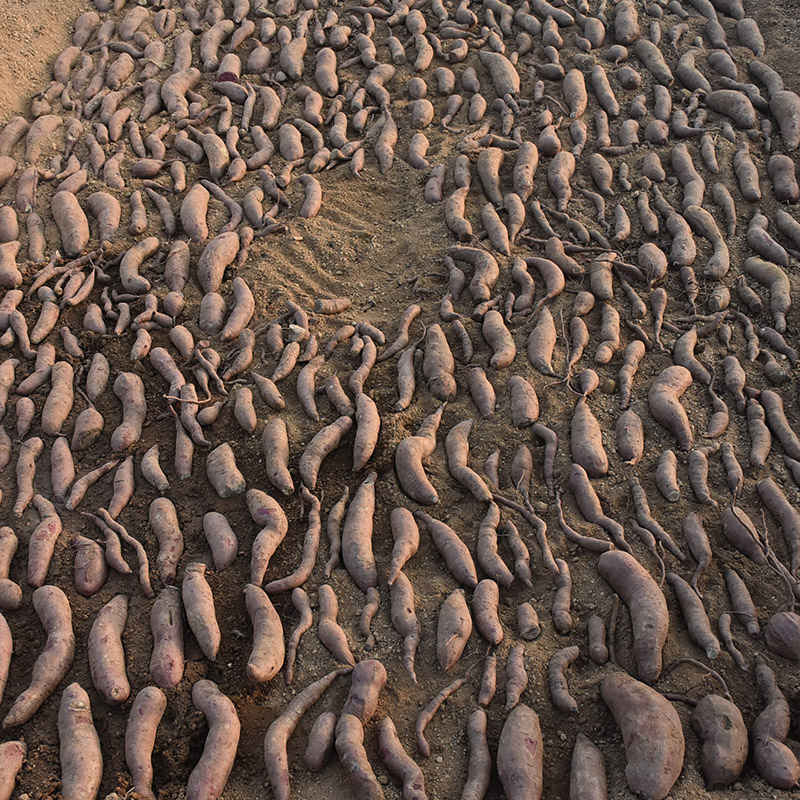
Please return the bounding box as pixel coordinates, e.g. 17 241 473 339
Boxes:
149 586 183 688
472 578 503 646
182 563 220 660
765 611 800 660
571 397 608 477
338 471 378 592
187 680 240 800
597 551 668 682
336 713 385 800
458 710 491 800
0 242 21 290
414 511 478 588
446 419 492 503
648 366 693 450
548 645 579 713
616 409 644 466
305 711 336 773
416 673 469 758
759 389 800 460
757 478 800 573
201 512 237 572
665 573 720 659
437 588 472 671
477 502 514 587
197 231 240 295
318 583 355 666
570 733 607 800
388 508 419 585
125 686 166 800
747 398 772 469
245 583 284 682
0 612 9 704
88 594 129 705
478 49 520 96
13 436 43 518
41 361 74 436
27 495 63 588
744 254 791 331
4 585 74 727
299 415 353 490
139 444 169 494
569 463 628 550
526 306 557 375
752 656 800 789
601 672 684 800
377 716 427 800
448 247 500 302
396 405 444 505
248 489 289 585
58 683 102 800
206 442 246 498
477 652 497 708
149 498 183 585
548 151 576 211
691 694 748 787
770 89 800 151
497 704 543 800
0 528 19 613
423 324 456 402
498 644 525 712
111 372 146 452
73 535 106 598
336 660 388 792
350 391 379 471
389 569 420 683
51 190 89 258
0 740 25 800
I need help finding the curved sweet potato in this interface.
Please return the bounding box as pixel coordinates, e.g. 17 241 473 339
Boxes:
597 551 668 681
648 366 693 450
601 672 684 800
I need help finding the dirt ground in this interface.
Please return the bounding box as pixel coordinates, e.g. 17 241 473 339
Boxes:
1 0 800 798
